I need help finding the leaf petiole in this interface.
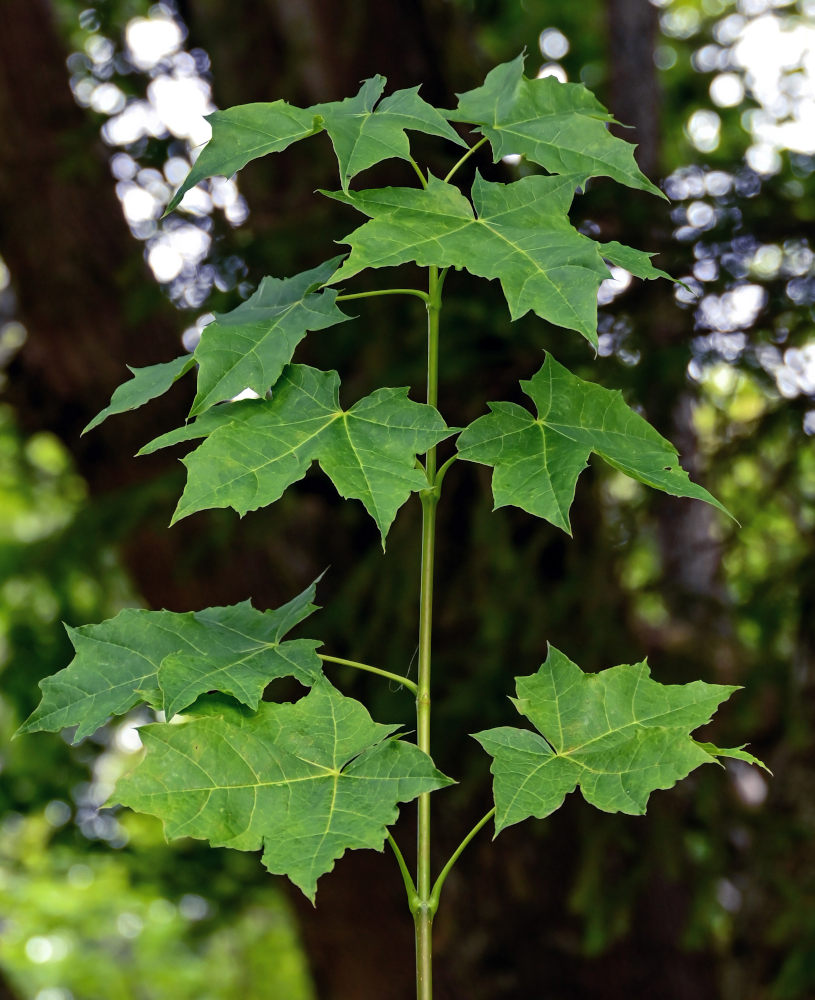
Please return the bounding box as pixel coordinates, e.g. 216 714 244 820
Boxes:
409 157 428 188
336 288 431 305
318 653 418 695
443 136 488 184
387 834 419 908
433 454 458 490
429 807 496 912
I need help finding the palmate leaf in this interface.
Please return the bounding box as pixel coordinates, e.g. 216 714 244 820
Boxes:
147 364 450 542
113 681 454 901
166 77 464 213
474 646 759 833
190 256 351 416
447 54 664 198
18 581 323 741
83 355 195 434
456 354 729 532
312 76 466 192
326 173 635 344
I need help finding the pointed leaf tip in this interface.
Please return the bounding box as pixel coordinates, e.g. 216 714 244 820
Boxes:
165 101 321 214
83 355 195 435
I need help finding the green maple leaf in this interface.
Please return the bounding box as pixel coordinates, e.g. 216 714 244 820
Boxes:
18 581 323 741
113 681 454 900
447 54 664 198
83 355 195 434
456 354 729 532
326 172 616 343
166 78 464 213
162 365 450 542
312 76 466 191
166 101 320 214
190 256 351 416
474 645 761 832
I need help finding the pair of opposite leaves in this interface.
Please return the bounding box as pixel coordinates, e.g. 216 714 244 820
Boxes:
20 574 765 901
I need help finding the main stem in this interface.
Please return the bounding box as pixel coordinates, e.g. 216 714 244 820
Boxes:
415 265 442 1000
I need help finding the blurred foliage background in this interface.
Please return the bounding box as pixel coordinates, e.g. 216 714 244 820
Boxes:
0 0 813 998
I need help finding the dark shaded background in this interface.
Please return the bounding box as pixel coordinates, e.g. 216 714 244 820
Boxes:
0 1 813 998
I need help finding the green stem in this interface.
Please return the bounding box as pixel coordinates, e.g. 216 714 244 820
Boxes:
318 654 418 695
429 808 495 912
409 157 428 189
336 288 430 305
443 136 488 184
415 265 442 1000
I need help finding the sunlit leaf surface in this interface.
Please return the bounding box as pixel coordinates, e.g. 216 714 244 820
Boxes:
114 681 454 900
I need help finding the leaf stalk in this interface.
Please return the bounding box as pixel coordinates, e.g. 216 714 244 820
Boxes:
318 654 418 695
429 807 496 912
336 288 430 305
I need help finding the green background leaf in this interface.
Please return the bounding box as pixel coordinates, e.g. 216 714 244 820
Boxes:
114 681 454 900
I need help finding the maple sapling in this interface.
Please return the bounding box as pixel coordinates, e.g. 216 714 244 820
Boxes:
21 54 766 1000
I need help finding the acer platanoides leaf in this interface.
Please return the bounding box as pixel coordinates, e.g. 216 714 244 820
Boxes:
456 354 729 531
312 75 466 191
162 364 450 542
113 681 454 900
18 580 323 741
447 54 664 198
190 256 351 416
326 172 617 343
474 645 756 832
